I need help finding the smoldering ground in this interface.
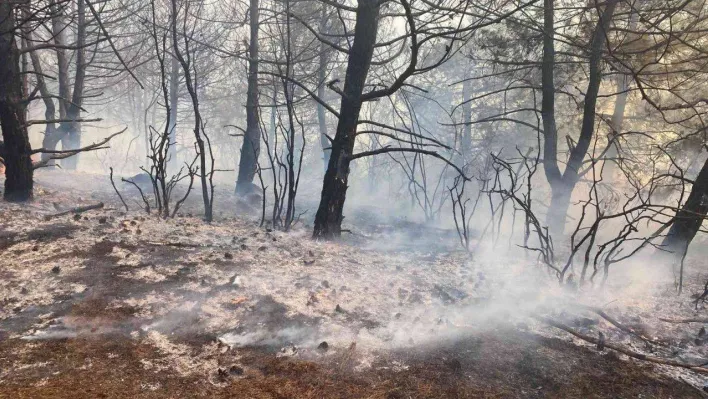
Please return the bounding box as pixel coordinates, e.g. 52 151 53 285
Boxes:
1 168 708 398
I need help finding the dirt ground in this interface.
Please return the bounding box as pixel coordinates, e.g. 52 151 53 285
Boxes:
1 170 707 398
1 329 701 398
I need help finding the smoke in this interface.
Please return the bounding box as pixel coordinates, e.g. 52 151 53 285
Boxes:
17 163 696 380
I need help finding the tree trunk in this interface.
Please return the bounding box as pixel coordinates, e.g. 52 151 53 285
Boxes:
604 6 637 183
603 73 628 181
235 0 261 195
317 8 331 172
313 0 380 238
59 126 81 169
662 157 708 261
541 0 565 234
44 0 72 158
0 3 33 201
51 0 70 121
171 0 212 222
542 0 618 236
24 16 58 166
168 55 179 167
60 0 86 170
461 78 472 166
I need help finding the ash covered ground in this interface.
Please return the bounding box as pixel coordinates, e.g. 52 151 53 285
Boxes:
1 169 708 398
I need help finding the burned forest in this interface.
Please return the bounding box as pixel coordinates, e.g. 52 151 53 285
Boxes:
4 0 708 397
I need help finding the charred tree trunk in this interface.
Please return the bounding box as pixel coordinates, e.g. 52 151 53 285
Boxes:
235 0 261 195
542 0 618 236
662 157 708 261
0 3 33 201
313 0 380 238
541 0 563 230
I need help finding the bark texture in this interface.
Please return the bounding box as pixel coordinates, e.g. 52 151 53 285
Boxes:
313 0 380 238
235 0 261 195
541 0 618 236
0 3 34 201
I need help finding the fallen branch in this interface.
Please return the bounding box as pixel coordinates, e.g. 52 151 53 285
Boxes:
535 315 708 374
575 304 663 347
144 241 206 248
44 202 104 220
659 318 708 324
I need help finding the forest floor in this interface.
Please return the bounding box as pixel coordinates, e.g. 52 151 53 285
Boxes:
1 169 708 398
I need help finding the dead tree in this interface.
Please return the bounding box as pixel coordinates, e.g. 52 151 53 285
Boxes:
489 153 558 277
170 0 215 222
117 0 198 218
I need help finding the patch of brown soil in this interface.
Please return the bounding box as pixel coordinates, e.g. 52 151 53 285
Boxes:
0 223 80 252
0 329 700 398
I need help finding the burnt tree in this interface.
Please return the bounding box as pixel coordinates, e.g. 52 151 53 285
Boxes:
310 0 530 238
541 0 618 235
312 0 380 238
662 157 708 261
0 2 33 201
235 0 261 195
